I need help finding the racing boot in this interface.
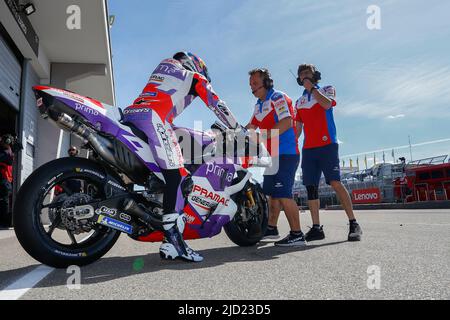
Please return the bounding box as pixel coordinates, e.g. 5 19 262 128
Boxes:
159 212 203 262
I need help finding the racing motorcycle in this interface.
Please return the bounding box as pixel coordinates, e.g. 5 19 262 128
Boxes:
13 86 269 268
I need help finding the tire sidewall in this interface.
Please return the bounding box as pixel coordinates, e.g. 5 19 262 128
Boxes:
224 182 269 246
14 157 121 268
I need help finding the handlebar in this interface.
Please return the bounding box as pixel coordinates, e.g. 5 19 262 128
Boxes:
211 121 249 135
210 121 228 133
209 121 271 167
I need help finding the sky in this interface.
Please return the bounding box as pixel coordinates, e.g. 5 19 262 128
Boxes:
108 0 450 175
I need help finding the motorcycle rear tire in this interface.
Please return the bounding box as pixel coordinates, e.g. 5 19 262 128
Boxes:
13 157 121 268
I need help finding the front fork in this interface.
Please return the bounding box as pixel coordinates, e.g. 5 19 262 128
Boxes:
245 187 256 208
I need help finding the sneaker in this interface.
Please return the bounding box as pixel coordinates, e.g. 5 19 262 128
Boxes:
274 232 307 247
348 223 362 241
305 225 325 242
262 226 279 239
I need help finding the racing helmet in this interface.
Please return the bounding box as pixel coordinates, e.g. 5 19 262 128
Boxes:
173 51 211 82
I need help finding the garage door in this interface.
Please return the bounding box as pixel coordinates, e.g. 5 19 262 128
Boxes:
0 33 21 111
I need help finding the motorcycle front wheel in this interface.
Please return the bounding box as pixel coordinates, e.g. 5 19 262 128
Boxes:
224 183 268 246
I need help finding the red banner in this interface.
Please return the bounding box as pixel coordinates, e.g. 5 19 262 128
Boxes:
352 188 381 204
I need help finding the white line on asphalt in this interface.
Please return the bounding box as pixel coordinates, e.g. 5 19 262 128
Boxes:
0 265 54 300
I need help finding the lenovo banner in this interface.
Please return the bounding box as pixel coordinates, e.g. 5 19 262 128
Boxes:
352 188 381 204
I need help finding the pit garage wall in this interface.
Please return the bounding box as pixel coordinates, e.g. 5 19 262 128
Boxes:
17 60 42 185
0 32 21 110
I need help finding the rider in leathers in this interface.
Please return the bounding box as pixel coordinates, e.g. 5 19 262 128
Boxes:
123 52 240 262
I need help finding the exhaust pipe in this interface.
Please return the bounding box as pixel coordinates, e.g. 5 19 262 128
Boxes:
123 198 163 227
54 113 117 166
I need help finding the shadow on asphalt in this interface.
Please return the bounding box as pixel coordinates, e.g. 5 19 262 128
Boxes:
0 240 347 290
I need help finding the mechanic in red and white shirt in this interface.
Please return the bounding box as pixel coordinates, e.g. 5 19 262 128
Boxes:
245 68 305 247
294 63 362 242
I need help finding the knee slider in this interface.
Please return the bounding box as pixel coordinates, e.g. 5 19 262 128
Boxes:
306 185 319 200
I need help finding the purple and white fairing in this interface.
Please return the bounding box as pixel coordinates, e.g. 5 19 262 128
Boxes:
37 86 253 237
39 87 165 181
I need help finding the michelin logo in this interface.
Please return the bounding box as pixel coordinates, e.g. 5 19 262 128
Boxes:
97 215 133 234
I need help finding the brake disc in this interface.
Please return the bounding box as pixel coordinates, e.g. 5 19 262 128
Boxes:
55 193 94 234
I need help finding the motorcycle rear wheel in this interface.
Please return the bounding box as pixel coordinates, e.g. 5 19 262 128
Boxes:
13 157 121 268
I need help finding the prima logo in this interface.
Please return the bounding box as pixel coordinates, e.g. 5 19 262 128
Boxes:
206 163 233 182
75 104 99 116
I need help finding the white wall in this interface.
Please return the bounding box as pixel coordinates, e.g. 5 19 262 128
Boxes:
19 64 41 183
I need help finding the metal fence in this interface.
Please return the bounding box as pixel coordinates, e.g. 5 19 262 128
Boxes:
293 163 405 207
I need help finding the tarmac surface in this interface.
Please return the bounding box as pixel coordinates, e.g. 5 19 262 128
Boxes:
0 209 449 300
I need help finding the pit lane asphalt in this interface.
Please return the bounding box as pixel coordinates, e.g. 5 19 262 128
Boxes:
0 209 449 300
